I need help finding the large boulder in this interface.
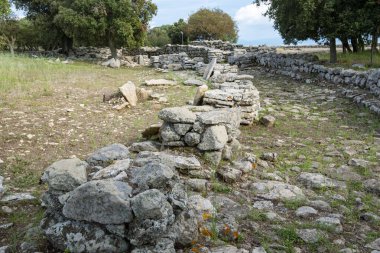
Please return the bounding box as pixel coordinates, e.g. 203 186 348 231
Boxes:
86 144 130 167
131 189 173 220
158 107 196 124
130 163 176 191
62 180 133 224
41 158 88 193
198 125 228 151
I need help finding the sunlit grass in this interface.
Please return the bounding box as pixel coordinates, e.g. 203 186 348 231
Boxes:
315 50 380 69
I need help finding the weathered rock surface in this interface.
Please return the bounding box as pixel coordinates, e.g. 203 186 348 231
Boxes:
298 172 345 189
91 159 131 180
364 179 380 196
198 125 228 151
62 180 134 224
119 81 138 107
250 181 305 201
158 107 196 123
145 79 177 86
41 158 88 192
86 144 130 167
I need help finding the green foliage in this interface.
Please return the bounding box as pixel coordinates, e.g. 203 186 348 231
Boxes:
187 8 238 42
53 0 157 57
146 26 171 47
167 19 188 44
0 0 10 17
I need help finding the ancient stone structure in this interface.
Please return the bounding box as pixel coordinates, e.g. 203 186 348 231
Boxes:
158 106 241 165
231 51 380 115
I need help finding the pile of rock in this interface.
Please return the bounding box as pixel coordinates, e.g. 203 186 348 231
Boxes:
150 53 204 70
203 76 260 125
158 106 242 165
190 40 242 51
39 143 208 253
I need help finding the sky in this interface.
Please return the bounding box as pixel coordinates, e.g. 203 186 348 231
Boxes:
12 1 315 46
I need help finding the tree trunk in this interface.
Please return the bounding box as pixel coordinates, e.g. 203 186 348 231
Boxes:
358 36 365 52
371 29 379 53
62 35 73 56
340 37 352 53
351 37 359 53
108 35 117 59
5 36 16 56
329 38 337 63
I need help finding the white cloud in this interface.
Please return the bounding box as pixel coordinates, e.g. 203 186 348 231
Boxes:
235 3 270 25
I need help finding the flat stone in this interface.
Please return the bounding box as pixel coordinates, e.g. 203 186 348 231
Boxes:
1 193 36 202
130 141 160 153
63 180 133 224
348 158 370 169
119 81 138 106
86 144 130 167
251 247 267 253
41 158 88 192
295 206 318 218
0 223 13 230
308 200 332 212
197 108 240 125
145 79 177 86
92 159 131 180
298 172 345 189
158 107 196 123
184 79 206 86
250 181 305 201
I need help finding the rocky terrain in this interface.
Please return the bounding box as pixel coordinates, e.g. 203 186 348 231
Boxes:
0 48 380 253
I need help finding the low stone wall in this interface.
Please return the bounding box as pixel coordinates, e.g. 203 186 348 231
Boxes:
231 52 380 114
190 40 242 51
158 106 241 164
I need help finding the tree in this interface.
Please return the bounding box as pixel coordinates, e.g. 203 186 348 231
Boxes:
167 19 188 45
0 1 19 55
187 8 238 42
13 0 75 53
146 26 171 47
54 0 157 58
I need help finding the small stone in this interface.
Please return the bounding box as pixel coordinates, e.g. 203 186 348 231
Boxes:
184 132 201 146
1 206 12 213
308 200 332 212
184 79 206 86
186 179 208 192
253 201 274 210
296 229 323 243
0 176 3 198
217 166 242 183
251 247 267 253
203 151 223 166
295 206 318 218
366 238 380 250
193 85 209 106
198 125 228 151
298 172 344 189
130 141 160 153
0 223 13 230
260 115 276 127
260 152 278 162
86 144 130 167
131 189 173 220
316 216 343 233
364 179 380 196
348 158 370 169
145 79 177 86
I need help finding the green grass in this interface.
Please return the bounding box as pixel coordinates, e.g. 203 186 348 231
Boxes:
315 50 380 69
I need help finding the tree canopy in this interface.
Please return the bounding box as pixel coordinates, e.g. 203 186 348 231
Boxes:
187 8 238 42
256 0 380 62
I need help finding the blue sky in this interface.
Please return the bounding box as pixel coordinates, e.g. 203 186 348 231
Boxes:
151 0 287 46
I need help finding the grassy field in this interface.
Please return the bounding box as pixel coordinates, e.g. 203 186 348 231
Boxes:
314 50 380 69
0 53 198 251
